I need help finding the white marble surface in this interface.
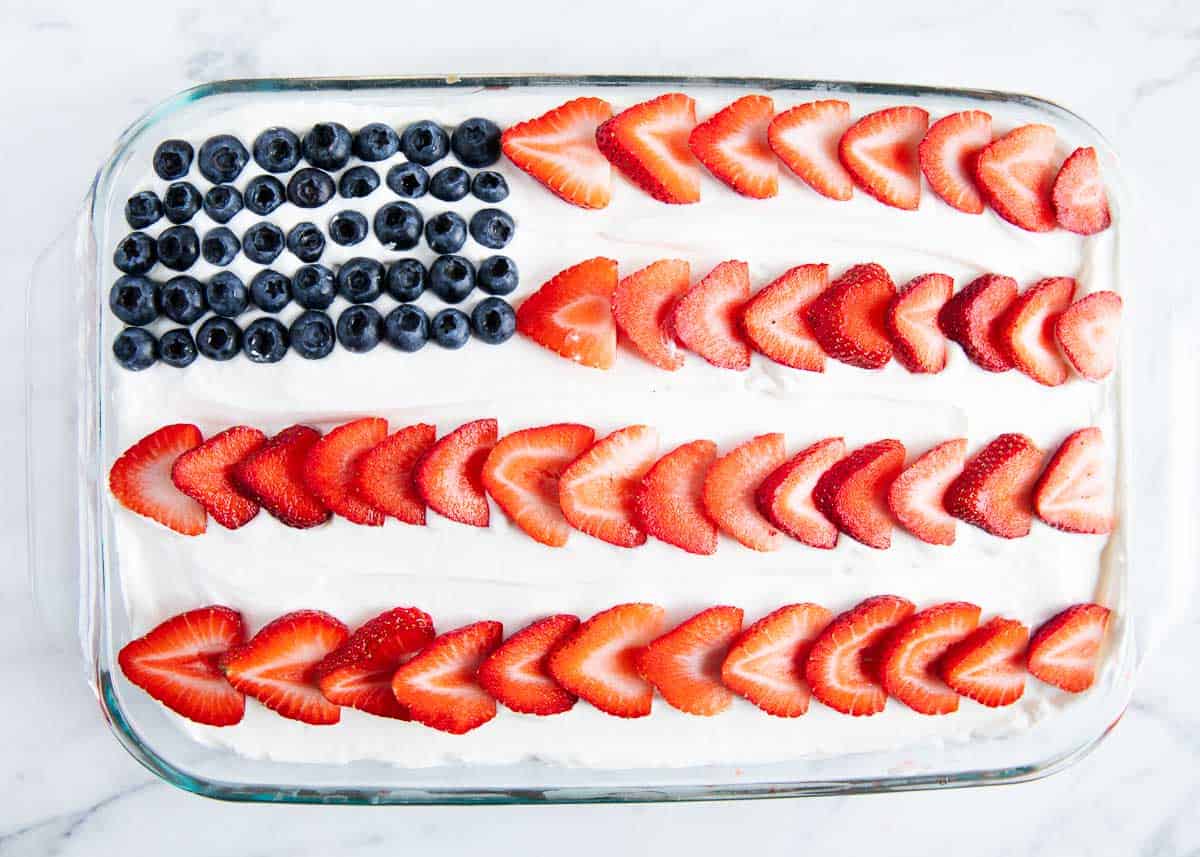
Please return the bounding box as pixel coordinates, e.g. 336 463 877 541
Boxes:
2 0 1198 854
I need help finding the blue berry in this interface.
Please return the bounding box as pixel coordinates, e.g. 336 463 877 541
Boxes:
424 211 467 254
451 118 501 167
292 264 336 309
290 310 336 359
114 232 157 274
385 304 430 352
163 181 202 224
153 139 193 180
203 185 243 223
386 162 429 198
196 317 241 361
477 255 519 295
159 328 198 368
400 120 449 166
250 269 291 312
242 222 285 264
125 191 163 229
329 210 369 246
385 259 427 302
155 226 199 272
252 127 301 173
201 227 240 266
243 317 290 363
429 255 476 303
429 166 470 201
287 222 325 262
287 168 336 208
339 165 380 199
469 208 515 249
373 202 423 250
336 305 383 353
109 275 159 325
471 170 509 203
198 134 249 183
336 257 384 303
354 123 400 162
113 327 157 370
471 296 516 344
205 271 249 317
243 174 287 216
303 122 352 170
430 308 471 349
160 275 207 324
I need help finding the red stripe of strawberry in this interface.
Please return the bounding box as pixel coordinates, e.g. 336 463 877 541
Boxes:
501 97 614 209
596 93 701 204
558 425 659 548
478 614 580 716
721 603 832 717
688 95 778 199
838 106 929 210
672 260 753 370
638 606 744 716
813 439 906 549
1034 427 1114 534
805 263 896 369
741 263 828 372
233 425 331 529
880 602 981 715
391 621 504 734
416 418 497 527
940 616 1029 708
703 433 788 552
109 423 207 536
635 439 719 555
1027 603 1111 693
975 124 1058 232
918 110 992 214
767 100 854 201
612 258 691 371
1055 291 1122 381
1053 146 1111 235
517 257 619 369
171 426 266 530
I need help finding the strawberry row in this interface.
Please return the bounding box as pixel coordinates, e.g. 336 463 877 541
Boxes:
500 94 1111 234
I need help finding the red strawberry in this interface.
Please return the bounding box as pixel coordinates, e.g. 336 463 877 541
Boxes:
354 423 435 526
595 92 700 204
1000 276 1077 386
481 423 596 547
391 621 504 734
687 95 778 199
635 439 719 555
558 425 658 548
975 124 1058 232
805 263 896 369
501 96 613 209
220 610 349 725
805 595 915 716
517 257 619 369
118 605 245 726
938 273 1019 372
671 260 753 370
1027 603 1111 692
887 438 966 546
233 425 331 529
767 99 854 201
838 106 929 210
109 424 206 536
611 258 690 371
880 602 981 715
477 614 580 716
1053 146 1111 235
740 263 828 372
720 603 832 717
637 606 744 716
886 273 953 373
814 439 906 549
303 418 387 526
756 437 846 549
1055 291 1122 381
170 426 265 530
547 603 665 717
312 607 435 719
703 433 788 551
918 110 992 214
416 418 497 527
945 433 1043 538
1034 427 1114 534
940 616 1029 707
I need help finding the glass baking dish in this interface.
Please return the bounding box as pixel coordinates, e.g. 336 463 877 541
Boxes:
25 74 1166 804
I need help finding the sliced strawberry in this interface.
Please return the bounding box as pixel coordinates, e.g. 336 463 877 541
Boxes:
756 437 846 549
880 602 981 715
611 258 691 371
805 595 915 716
595 92 700 204
232 425 331 529
391 621 504 734
354 423 435 526
975 124 1058 232
501 96 614 209
415 418 497 527
1027 603 1111 692
109 424 206 536
1001 276 1076 386
741 263 828 372
687 95 777 199
938 273 1019 372
814 439 906 549
170 426 265 530
838 106 929 210
481 423 596 547
302 418 387 526
887 438 966 546
886 273 953 373
118 605 245 726
767 99 854 201
945 433 1043 538
635 439 719 555
219 610 348 725
703 433 788 551
805 263 896 369
516 257 619 369
477 614 580 716
1055 291 1122 381
671 260 753 370
558 425 658 548
940 616 1029 708
720 603 832 717
1034 427 1114 534
918 110 992 214
637 606 744 716
547 603 665 718
1053 146 1111 235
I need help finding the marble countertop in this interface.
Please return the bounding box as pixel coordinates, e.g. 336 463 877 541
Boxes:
2 0 1197 854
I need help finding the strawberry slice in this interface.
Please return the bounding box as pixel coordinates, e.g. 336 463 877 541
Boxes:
170 426 265 530
741 263 828 372
391 621 504 734
938 273 1019 372
975 124 1058 232
887 438 966 546
720 603 832 717
886 273 953 373
767 99 855 201
703 433 788 552
1027 603 1111 692
687 95 778 199
416 418 498 527
118 605 245 726
481 422 596 547
109 424 206 536
558 425 658 548
814 439 906 549
1000 276 1077 386
1034 427 1114 534
595 92 700 204
501 96 613 209
547 603 665 718
880 602 981 715
805 263 896 369
302 418 387 526
220 610 349 725
838 106 929 210
637 606 744 716
354 423 436 526
756 437 846 549
635 439 719 555
671 260 753 370
1053 146 1111 235
805 595 915 716
311 607 435 720
940 616 1029 707
918 110 992 214
477 614 580 716
233 425 331 529
1055 290 1122 381
516 257 619 369
612 258 691 371
946 433 1043 538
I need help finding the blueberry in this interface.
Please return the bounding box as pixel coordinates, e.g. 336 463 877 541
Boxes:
160 275 207 324
286 222 325 263
428 254 476 303
354 123 400 162
336 257 384 304
424 211 467 254
290 310 336 360
385 258 427 302
399 120 450 166
252 127 301 173
109 275 159 325
329 210 369 246
385 162 429 198
451 118 501 168
477 255 519 295
158 328 198 368
287 168 336 208
198 134 249 183
243 317 290 363
430 308 471 349
201 227 240 266
250 269 291 312
155 226 200 272
385 304 430 352
113 327 157 370
153 139 193 180
196 317 242 361
242 222 285 264
471 296 516 344
125 191 163 229
203 185 243 223
469 208 515 249
471 170 509 203
162 181 202 224
291 264 336 309
373 201 423 250
205 271 249 317
429 166 470 201
339 165 380 199
243 174 287 216
303 122 353 170
113 232 157 274
336 304 383 353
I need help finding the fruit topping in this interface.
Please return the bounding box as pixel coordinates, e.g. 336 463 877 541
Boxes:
243 174 286 216
945 433 1043 538
291 311 336 360
113 231 157 275
767 99 854 201
478 255 519 296
206 271 248 317
472 170 509 203
671 260 753 370
517 257 619 369
940 616 1029 707
242 318 289 364
201 227 240 266
400 120 450 166
352 122 400 163
109 423 205 535
386 162 430 199
197 134 249 184
233 425 331 529
385 258 428 302
160 275 207 325
286 167 336 209
170 426 266 530
374 200 424 250
429 254 476 303
756 437 846 549
416 418 498 527
195 317 242 361
112 328 157 371
886 273 953 373
158 328 197 368
975 124 1058 232
813 439 906 549
302 418 388 526
687 94 778 198
886 438 966 546
162 181 201 224
477 614 580 715
338 165 380 199
502 97 614 209
471 297 517 344
430 307 471 349
391 620 504 734
302 122 353 171
703 433 788 552
838 106 929 210
425 210 468 255
638 606 744 715
469 208 516 250
938 273 1018 372
354 423 436 526
109 275 159 326
1027 603 1110 692
918 110 992 214
1055 291 1121 381
1053 146 1111 234
721 603 832 717
635 439 719 555
152 139 193 180
334 257 383 305
203 185 243 223
451 117 502 168
596 92 701 204
880 601 981 715
429 166 470 202
612 258 691 371
242 222 285 265
336 305 384 353
805 262 896 369
558 424 658 548
384 304 430 352
1000 276 1076 386
329 210 369 247
741 263 828 372
253 126 302 173
1034 427 1114 534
